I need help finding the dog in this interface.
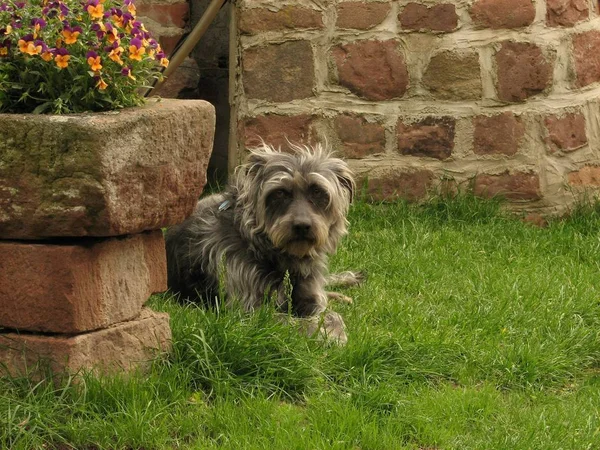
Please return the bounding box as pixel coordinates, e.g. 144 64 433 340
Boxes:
165 142 360 344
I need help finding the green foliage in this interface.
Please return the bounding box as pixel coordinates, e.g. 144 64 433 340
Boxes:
0 0 167 114
3 197 600 449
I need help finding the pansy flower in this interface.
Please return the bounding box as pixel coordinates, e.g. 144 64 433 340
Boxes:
18 34 42 55
128 36 144 60
61 25 82 44
31 18 46 37
121 66 136 80
86 50 102 71
86 0 104 20
107 43 124 65
0 38 10 56
54 46 70 68
41 47 54 61
95 77 108 90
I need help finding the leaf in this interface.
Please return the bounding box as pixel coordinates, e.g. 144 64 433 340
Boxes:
32 102 53 114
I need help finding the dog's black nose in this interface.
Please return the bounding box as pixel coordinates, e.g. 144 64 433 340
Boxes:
293 222 312 237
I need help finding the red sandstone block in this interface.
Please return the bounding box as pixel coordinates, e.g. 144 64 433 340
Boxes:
399 3 458 32
397 117 455 160
365 170 435 202
243 41 315 102
474 171 541 200
470 0 535 29
137 2 190 28
547 0 588 27
0 309 171 378
568 166 600 186
333 39 408 101
495 41 552 102
239 6 323 34
0 231 167 334
334 114 386 158
473 112 525 156
336 2 391 30
240 114 315 149
573 30 600 87
544 112 587 153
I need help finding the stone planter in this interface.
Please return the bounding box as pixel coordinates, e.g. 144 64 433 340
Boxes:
0 99 215 377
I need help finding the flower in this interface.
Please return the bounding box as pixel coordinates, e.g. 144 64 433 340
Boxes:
18 34 43 55
86 0 104 20
95 77 107 89
128 36 144 60
86 50 102 71
54 47 70 68
121 65 135 80
61 25 82 44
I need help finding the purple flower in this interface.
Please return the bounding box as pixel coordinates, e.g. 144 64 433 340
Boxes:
55 47 69 56
86 50 98 59
129 37 142 49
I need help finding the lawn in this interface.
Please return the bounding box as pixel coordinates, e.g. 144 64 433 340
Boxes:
2 196 600 449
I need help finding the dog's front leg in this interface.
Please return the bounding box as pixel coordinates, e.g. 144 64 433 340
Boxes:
284 276 348 345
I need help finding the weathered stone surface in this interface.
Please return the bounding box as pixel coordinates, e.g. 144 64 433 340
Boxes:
544 112 587 153
473 112 525 156
239 6 323 34
573 31 600 87
137 1 190 28
334 114 386 158
495 41 552 102
568 166 600 186
243 41 315 102
470 0 535 29
546 0 588 27
397 117 455 160
365 170 435 202
0 99 215 239
0 231 167 334
399 3 458 32
422 50 482 100
240 114 315 149
0 309 171 377
153 57 201 99
336 2 391 30
474 171 541 200
333 40 408 101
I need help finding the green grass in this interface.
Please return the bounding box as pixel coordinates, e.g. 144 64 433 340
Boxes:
3 196 600 449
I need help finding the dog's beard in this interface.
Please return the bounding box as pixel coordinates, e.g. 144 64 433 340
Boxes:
268 219 330 258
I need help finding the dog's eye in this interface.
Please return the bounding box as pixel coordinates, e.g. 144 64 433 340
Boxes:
271 189 290 200
309 185 329 203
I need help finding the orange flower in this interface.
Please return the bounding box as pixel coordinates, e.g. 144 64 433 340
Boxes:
87 55 102 71
128 44 145 61
160 57 169 68
0 47 8 56
108 46 124 65
96 78 108 90
61 29 80 45
18 38 42 56
87 3 104 20
54 48 70 69
41 51 53 61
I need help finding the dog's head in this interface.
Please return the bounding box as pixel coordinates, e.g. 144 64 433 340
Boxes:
235 142 355 258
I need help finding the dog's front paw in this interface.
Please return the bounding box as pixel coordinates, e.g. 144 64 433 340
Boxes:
301 310 348 345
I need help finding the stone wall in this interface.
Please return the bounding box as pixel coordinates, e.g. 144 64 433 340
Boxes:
231 0 600 215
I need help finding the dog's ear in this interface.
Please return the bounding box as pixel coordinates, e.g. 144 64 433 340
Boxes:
329 159 356 201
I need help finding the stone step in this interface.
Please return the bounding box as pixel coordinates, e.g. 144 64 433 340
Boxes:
0 308 171 378
0 231 167 334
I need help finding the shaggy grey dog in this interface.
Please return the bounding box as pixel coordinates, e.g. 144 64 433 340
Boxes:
165 143 359 343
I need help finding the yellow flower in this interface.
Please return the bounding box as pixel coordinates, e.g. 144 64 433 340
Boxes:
128 44 145 61
87 3 104 20
55 54 70 69
108 46 124 65
87 55 102 71
18 39 42 56
61 29 80 45
0 47 8 56
160 57 169 68
5 25 12 35
96 78 108 90
41 51 53 61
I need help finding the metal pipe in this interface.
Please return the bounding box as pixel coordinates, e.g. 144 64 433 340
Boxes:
145 0 228 95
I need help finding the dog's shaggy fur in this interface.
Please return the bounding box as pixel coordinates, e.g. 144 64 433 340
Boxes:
165 143 356 343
